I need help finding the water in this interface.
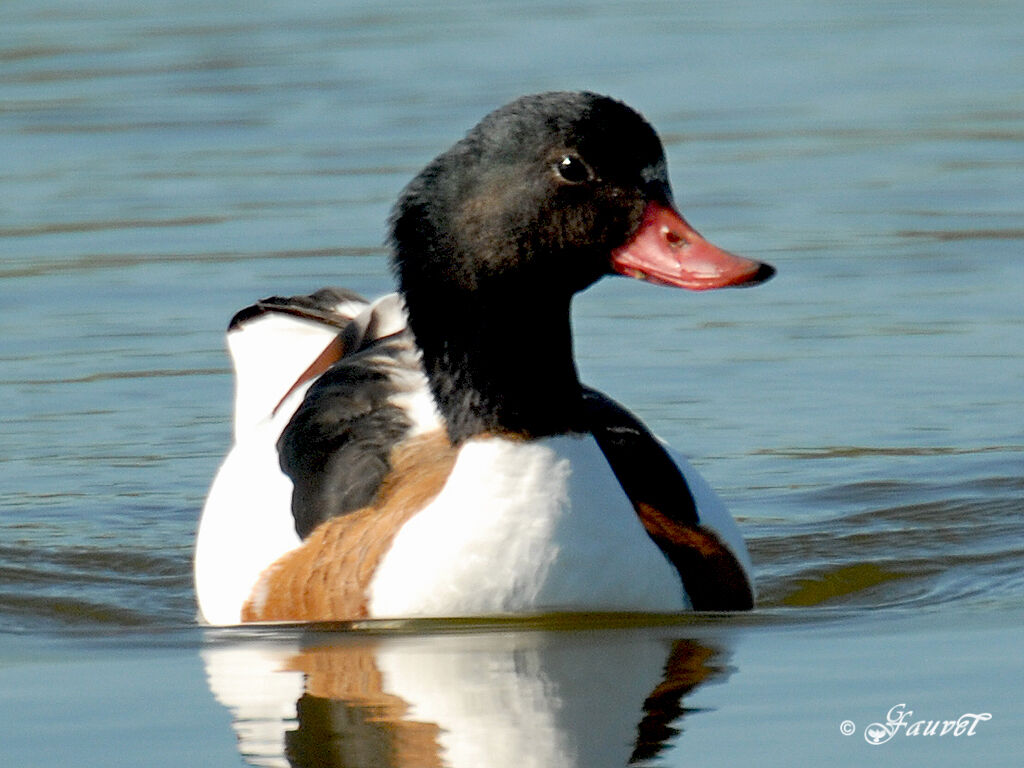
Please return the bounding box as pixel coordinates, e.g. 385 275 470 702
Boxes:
2 0 1022 765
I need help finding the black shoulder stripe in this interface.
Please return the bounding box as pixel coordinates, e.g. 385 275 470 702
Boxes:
584 387 753 610
278 336 413 539
583 386 699 527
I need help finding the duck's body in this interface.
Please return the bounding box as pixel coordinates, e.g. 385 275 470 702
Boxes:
194 92 772 625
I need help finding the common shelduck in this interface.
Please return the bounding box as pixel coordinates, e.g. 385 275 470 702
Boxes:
194 91 774 625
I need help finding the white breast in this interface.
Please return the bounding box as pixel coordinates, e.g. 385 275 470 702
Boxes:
368 434 688 617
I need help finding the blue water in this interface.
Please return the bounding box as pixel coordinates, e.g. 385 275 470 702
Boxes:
2 0 1022 765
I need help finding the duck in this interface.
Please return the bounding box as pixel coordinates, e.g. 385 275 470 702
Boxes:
194 91 774 626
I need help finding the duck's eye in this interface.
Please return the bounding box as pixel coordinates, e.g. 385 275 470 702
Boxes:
555 154 593 184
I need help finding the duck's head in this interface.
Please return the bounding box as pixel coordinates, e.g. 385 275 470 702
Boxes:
391 91 774 309
389 92 774 441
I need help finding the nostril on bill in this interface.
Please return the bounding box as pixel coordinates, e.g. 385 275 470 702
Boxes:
662 226 688 248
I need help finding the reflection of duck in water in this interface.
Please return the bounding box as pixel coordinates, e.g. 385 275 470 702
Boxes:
194 92 772 626
201 624 730 767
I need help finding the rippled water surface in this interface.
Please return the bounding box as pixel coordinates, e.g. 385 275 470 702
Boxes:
2 0 1022 765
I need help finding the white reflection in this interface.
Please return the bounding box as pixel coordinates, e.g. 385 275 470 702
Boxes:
202 622 728 768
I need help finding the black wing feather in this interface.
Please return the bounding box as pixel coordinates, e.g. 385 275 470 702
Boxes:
278 337 415 539
583 386 699 527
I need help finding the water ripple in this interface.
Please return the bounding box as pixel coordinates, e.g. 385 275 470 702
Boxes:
750 490 1024 610
0 542 193 632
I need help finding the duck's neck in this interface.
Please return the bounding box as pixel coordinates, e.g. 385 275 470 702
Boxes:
404 288 587 444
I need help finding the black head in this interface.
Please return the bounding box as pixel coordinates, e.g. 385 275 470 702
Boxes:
391 91 673 304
